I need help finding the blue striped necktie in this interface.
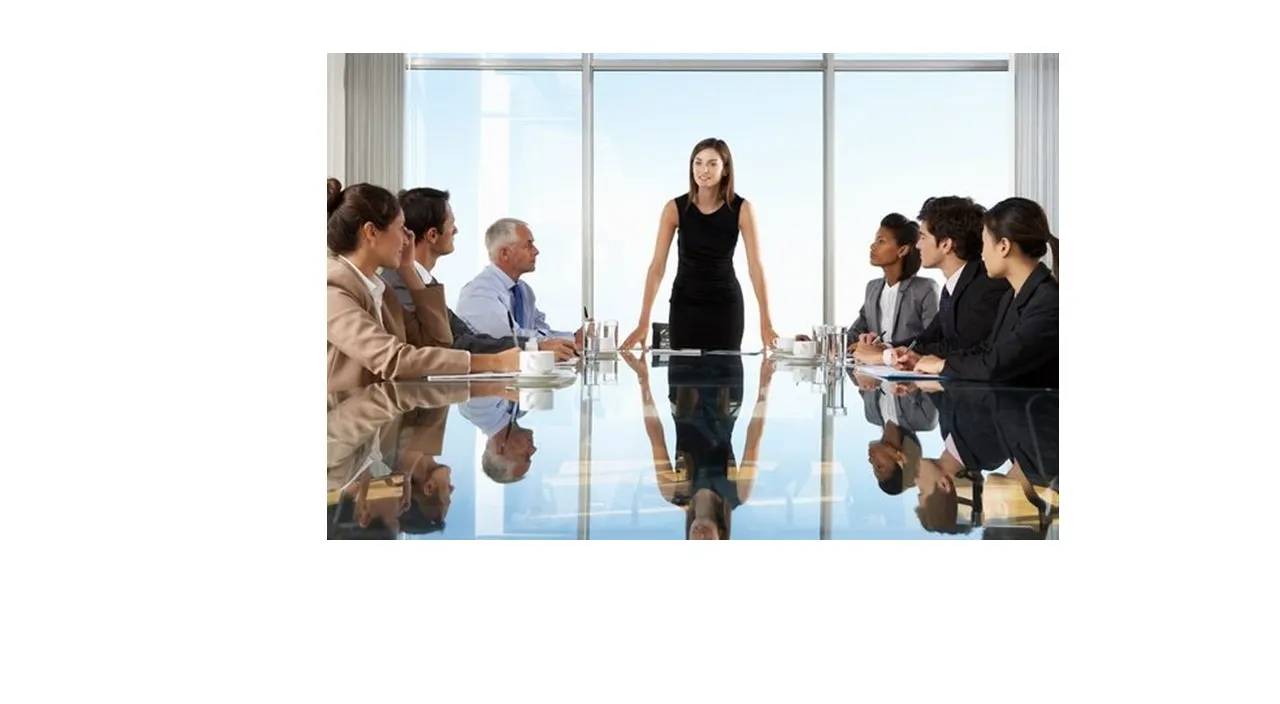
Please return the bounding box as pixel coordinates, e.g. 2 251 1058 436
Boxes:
511 284 526 328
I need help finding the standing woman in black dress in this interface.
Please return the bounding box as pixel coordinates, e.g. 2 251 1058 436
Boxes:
620 138 779 352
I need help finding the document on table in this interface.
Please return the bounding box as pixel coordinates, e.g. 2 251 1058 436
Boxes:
424 372 520 381
854 364 944 380
650 349 703 356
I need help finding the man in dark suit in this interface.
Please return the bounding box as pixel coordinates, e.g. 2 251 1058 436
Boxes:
381 187 575 359
889 196 1010 368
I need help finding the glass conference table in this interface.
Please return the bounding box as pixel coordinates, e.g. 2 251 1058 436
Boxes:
327 352 1059 540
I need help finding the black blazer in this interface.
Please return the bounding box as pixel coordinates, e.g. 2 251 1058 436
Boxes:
913 261 1010 358
934 385 1009 473
944 263 1058 389
446 308 529 353
991 390 1058 489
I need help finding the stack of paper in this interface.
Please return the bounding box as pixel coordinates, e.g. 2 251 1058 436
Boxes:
424 371 520 381
854 364 944 380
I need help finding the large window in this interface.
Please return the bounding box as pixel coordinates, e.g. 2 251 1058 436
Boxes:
403 70 582 324
593 72 824 349
595 53 820 60
834 53 1009 60
404 70 584 536
832 71 1012 329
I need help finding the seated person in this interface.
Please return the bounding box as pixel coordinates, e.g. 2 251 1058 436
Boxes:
846 213 940 349
912 382 1010 535
910 197 1059 389
459 392 536 485
326 179 518 393
381 188 575 361
869 196 1009 366
455 217 583 347
850 371 937 495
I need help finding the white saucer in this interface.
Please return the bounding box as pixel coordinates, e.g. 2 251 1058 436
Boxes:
509 369 577 389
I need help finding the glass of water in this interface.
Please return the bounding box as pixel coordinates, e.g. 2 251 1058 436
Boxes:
599 320 619 354
583 317 598 357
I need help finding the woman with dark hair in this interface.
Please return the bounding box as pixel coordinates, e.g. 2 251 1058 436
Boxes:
844 213 939 357
620 137 779 352
912 197 1058 388
619 351 773 540
326 179 518 393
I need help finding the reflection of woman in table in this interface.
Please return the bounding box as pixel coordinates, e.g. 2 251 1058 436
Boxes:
981 389 1058 538
327 382 466 539
619 352 774 539
849 372 937 495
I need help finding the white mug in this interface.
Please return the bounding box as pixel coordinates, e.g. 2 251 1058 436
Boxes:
774 336 796 353
519 388 554 410
519 350 555 375
793 340 817 358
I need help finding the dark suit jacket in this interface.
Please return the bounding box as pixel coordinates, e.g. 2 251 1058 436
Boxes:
382 269 528 353
913 260 1010 358
934 385 1009 473
991 389 1058 488
943 263 1058 389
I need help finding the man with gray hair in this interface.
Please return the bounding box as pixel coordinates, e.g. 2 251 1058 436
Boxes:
455 217 583 347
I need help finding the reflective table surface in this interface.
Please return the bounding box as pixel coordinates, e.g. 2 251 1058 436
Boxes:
327 353 1058 539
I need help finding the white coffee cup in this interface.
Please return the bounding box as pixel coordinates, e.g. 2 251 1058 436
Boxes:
519 388 554 410
775 336 796 353
519 350 555 375
793 340 817 358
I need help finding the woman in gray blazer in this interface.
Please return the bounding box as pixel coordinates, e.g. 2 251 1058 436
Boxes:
847 213 940 347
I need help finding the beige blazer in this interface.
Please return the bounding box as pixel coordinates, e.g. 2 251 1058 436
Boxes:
327 257 470 394
327 382 471 494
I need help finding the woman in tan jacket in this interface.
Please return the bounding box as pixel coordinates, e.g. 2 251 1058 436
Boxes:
327 179 519 393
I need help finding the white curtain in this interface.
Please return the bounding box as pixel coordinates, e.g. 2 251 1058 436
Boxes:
1013 53 1058 269
327 54 346 183
344 53 404 193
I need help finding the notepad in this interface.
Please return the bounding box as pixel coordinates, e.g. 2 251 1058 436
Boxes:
424 372 520 381
650 349 703 356
854 365 944 381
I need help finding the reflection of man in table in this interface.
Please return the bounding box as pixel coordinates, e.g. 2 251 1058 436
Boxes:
459 394 536 484
912 384 1009 535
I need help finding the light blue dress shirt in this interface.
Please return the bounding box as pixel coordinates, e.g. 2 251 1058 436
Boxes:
459 396 525 436
455 264 575 341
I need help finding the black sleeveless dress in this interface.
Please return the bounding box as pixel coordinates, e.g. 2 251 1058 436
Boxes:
669 193 746 350
668 355 745 512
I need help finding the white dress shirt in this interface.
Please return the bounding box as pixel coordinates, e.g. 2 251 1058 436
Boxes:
944 434 965 468
338 255 387 327
413 260 436 286
877 383 900 426
878 281 900 341
944 262 968 295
